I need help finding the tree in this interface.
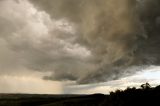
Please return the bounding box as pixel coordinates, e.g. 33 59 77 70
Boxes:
140 82 151 89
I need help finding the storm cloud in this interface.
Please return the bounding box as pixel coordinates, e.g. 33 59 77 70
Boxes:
0 0 160 84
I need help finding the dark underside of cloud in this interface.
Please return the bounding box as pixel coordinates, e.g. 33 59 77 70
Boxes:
0 0 160 84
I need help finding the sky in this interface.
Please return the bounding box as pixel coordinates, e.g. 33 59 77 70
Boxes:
0 0 160 94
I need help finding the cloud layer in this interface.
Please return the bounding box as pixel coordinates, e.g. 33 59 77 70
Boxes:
0 0 160 84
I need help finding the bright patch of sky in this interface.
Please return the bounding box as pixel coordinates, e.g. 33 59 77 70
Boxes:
65 66 160 94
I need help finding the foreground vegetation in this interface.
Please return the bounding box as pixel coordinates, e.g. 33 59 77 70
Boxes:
102 83 160 106
0 83 160 106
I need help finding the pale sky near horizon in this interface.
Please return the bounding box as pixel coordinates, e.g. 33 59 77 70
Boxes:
0 0 160 94
0 66 159 94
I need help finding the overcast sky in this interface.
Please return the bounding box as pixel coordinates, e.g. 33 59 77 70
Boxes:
0 0 160 94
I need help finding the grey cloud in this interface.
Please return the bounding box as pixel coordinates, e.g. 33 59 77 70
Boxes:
0 0 92 81
0 0 160 84
29 0 160 84
31 0 144 83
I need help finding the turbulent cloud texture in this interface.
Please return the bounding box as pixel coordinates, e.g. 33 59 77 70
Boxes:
0 0 160 84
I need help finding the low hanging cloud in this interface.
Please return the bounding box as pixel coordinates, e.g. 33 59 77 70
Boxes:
0 0 160 84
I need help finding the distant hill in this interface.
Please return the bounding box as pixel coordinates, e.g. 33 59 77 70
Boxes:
0 83 160 106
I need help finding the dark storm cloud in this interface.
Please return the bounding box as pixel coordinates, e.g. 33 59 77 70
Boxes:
0 0 160 84
28 0 143 84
